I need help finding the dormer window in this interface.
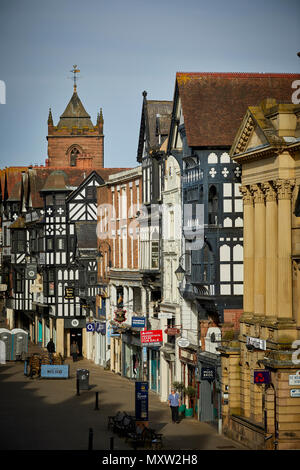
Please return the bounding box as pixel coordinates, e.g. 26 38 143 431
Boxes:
70 148 80 166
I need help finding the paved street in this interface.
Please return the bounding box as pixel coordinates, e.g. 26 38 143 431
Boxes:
0 345 246 451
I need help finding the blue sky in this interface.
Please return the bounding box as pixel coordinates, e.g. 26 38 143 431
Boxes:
0 0 299 169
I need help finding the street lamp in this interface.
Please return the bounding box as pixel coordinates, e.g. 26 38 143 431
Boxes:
175 253 190 282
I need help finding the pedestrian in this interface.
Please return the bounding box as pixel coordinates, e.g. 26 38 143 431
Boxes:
70 341 79 362
46 338 55 362
168 387 180 423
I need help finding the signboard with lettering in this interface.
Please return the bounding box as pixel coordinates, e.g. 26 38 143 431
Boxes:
246 336 266 351
41 365 69 379
254 370 271 384
141 330 163 345
132 317 146 328
65 287 75 299
289 371 300 386
290 389 300 398
165 328 180 336
86 322 95 332
177 338 190 348
135 381 149 421
201 367 215 381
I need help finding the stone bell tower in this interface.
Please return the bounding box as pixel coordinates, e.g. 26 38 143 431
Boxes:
46 66 104 169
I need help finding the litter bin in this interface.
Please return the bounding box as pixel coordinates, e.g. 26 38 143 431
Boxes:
77 369 89 390
0 329 12 361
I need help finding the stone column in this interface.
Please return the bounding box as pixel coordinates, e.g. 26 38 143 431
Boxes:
292 260 300 326
240 186 254 316
56 318 64 356
252 184 266 317
276 179 294 320
263 182 278 319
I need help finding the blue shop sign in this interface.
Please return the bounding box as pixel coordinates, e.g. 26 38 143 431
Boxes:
41 365 69 379
135 381 149 421
86 322 95 332
96 322 106 335
132 317 146 328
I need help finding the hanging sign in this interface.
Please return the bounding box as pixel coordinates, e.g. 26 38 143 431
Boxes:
141 330 163 344
246 336 266 351
132 317 146 328
165 328 180 336
201 367 215 381
114 308 127 323
254 370 271 384
86 322 95 332
177 338 190 348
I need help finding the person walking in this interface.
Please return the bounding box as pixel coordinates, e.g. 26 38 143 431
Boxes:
46 338 55 362
70 341 79 362
168 387 180 423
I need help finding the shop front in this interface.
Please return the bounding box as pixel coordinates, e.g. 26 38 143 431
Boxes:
122 331 143 381
179 346 198 417
198 351 221 426
149 346 161 394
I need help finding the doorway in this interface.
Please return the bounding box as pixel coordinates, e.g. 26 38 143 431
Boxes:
70 329 83 357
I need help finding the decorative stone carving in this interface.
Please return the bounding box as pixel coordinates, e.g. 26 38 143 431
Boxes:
275 179 295 200
262 181 277 202
293 259 300 280
240 185 253 205
251 184 265 204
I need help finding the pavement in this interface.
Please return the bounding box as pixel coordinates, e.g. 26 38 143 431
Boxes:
0 343 247 451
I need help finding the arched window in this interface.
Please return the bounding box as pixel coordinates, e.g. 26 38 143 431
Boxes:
208 185 218 225
70 148 80 167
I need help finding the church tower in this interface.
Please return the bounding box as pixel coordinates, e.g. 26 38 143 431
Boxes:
46 66 104 169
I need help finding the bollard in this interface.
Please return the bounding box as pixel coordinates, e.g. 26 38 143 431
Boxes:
110 436 114 450
76 377 80 396
94 391 99 410
88 428 93 451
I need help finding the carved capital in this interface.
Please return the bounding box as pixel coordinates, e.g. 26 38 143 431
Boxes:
293 259 300 280
251 183 265 204
275 179 295 200
262 181 277 203
240 185 253 205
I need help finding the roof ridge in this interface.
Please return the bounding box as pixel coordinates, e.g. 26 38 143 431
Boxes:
176 72 300 78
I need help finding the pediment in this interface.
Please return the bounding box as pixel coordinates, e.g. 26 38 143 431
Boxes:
231 111 269 158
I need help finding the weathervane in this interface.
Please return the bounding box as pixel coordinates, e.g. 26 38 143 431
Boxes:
70 65 80 92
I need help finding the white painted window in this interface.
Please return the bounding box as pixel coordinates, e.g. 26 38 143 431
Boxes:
220 244 230 262
208 153 218 164
233 264 243 282
233 244 243 261
235 217 243 227
220 264 231 282
223 183 232 197
220 284 231 295
223 199 232 212
220 152 230 163
235 199 243 212
224 217 233 227
234 284 243 295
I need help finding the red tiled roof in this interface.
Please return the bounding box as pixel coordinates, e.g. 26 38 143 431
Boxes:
1 166 131 208
176 72 300 147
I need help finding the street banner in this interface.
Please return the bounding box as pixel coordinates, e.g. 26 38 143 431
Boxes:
86 322 95 332
135 381 149 421
140 329 163 344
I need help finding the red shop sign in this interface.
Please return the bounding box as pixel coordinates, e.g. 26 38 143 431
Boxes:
165 328 180 336
141 330 163 344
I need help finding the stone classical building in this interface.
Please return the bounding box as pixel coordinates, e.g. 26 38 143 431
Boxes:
221 98 300 449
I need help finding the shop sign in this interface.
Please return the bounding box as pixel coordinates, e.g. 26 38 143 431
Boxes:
135 381 149 421
201 367 215 381
180 349 196 364
132 317 146 328
158 312 173 319
246 336 266 351
177 338 190 348
64 318 86 329
254 370 271 384
95 322 106 334
141 330 163 344
65 287 75 299
165 328 180 336
40 365 69 379
290 389 300 398
86 322 95 332
114 308 127 323
289 371 300 386
25 264 37 280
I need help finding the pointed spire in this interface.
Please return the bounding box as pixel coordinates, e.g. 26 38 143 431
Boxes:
98 108 104 133
48 108 53 125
